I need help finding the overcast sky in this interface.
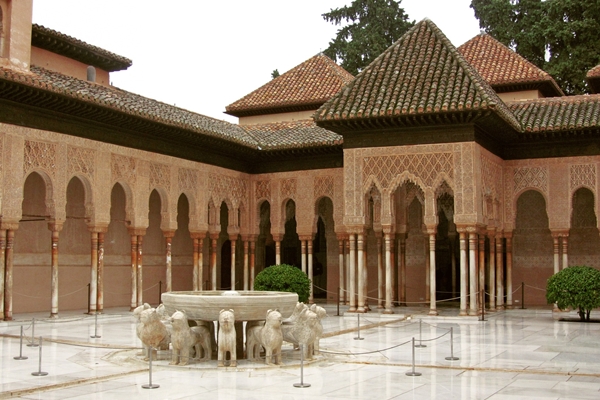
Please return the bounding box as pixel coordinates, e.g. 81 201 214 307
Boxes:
32 0 481 124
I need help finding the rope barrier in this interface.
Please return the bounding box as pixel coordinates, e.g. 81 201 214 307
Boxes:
524 284 546 292
319 339 412 356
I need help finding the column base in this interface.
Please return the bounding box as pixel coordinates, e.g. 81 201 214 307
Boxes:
459 309 468 316
348 306 357 312
356 306 366 313
468 309 478 316
377 305 384 309
49 313 58 319
4 316 13 321
382 309 394 314
428 309 438 316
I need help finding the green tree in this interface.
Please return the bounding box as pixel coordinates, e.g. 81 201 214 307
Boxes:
546 266 600 321
253 264 311 303
470 0 600 95
322 0 414 75
271 69 280 79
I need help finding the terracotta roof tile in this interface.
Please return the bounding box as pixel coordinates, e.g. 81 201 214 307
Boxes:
225 53 353 117
0 66 257 146
458 34 563 97
586 65 600 93
242 119 342 150
508 95 600 133
587 65 600 78
314 19 521 131
32 24 132 72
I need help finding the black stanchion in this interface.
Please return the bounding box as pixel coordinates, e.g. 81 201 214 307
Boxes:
415 319 426 348
293 344 311 388
445 327 459 361
142 346 159 389
405 337 422 376
354 314 364 340
480 289 486 322
521 282 525 309
27 318 38 348
31 337 48 376
13 325 28 360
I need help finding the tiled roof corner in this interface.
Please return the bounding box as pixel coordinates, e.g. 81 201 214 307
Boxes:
241 119 343 150
508 95 600 133
586 64 600 93
32 24 132 72
458 33 564 97
314 19 521 131
225 53 354 117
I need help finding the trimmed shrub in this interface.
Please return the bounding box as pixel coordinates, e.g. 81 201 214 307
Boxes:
546 265 600 321
253 264 311 303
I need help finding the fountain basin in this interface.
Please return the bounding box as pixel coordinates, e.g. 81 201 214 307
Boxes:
161 290 298 321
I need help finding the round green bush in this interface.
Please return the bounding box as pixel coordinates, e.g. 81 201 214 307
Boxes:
253 264 311 303
546 265 600 321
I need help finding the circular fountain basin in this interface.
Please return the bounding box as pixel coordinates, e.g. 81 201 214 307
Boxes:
161 290 298 321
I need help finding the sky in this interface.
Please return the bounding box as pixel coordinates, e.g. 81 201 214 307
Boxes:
32 0 481 124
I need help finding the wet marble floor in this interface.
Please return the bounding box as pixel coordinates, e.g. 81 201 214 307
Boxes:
1 305 599 399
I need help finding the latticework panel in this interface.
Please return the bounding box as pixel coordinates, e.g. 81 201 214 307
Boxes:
280 178 297 200
149 162 170 191
111 154 136 184
314 176 334 200
255 180 271 200
24 140 56 177
67 146 95 179
363 153 453 189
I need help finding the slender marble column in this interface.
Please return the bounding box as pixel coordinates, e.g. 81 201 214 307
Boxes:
428 231 438 316
357 233 365 313
391 237 397 305
345 239 350 305
136 235 143 306
459 231 468 316
50 226 60 318
348 234 356 312
478 234 485 313
275 240 281 265
192 237 199 291
301 241 307 274
164 232 174 292
449 233 457 298
338 237 345 304
250 241 256 290
488 234 496 311
399 234 406 305
0 230 5 320
308 240 314 304
4 229 15 320
89 231 98 313
552 234 560 275
496 235 504 309
130 234 137 311
230 236 237 290
384 233 393 314
505 234 513 308
425 238 430 302
97 231 105 313
561 236 569 270
468 232 478 316
243 240 249 291
377 235 383 309
211 236 218 290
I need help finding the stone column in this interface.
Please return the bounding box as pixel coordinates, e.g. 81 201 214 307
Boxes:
275 240 281 265
399 234 406 306
97 231 106 313
250 241 256 290
4 228 16 321
552 233 560 275
301 240 307 274
136 234 144 307
427 228 438 316
337 236 345 304
49 222 63 318
164 231 175 293
384 233 393 314
0 230 5 320
210 234 218 290
308 239 314 304
468 231 478 316
425 232 430 302
449 232 457 298
478 233 485 313
459 230 468 316
243 240 249 291
496 234 504 309
129 234 137 311
89 231 98 313
357 232 365 313
505 233 513 308
488 233 496 311
230 235 237 290
561 235 569 270
376 233 383 309
348 233 356 312
345 238 350 305
391 236 397 305
192 236 200 291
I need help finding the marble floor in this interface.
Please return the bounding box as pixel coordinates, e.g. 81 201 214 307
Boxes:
1 304 600 399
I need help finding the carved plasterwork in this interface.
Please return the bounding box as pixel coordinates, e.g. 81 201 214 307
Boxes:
111 154 136 184
24 140 56 178
178 168 197 192
570 164 596 192
209 173 247 207
314 176 334 200
255 180 271 200
67 146 95 180
514 166 548 195
280 178 296 200
149 162 170 191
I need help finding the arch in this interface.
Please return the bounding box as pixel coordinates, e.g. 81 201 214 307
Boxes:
569 187 600 268
256 200 274 273
67 174 95 222
112 181 135 227
23 170 55 220
511 187 549 227
282 199 300 266
148 186 170 231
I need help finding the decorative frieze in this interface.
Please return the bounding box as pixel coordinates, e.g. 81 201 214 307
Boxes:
67 146 95 179
314 176 334 200
149 162 170 191
570 164 596 192
280 178 296 200
24 140 56 177
255 180 271 200
111 154 136 184
178 168 198 192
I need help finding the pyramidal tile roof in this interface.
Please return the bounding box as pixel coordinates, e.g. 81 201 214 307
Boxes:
242 119 343 150
587 64 600 93
314 19 521 131
458 34 563 97
225 53 354 117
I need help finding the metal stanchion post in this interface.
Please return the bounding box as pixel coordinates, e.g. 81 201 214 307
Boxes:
336 287 340 316
415 319 426 348
293 344 311 388
27 318 38 347
90 313 101 338
14 325 28 360
445 327 459 361
354 314 364 340
405 337 422 376
142 346 159 389
31 337 48 376
521 282 525 309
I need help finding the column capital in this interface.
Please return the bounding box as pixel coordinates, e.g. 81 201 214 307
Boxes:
47 220 65 232
298 234 314 242
550 229 569 238
88 224 109 234
162 230 176 239
190 231 207 240
127 227 146 236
